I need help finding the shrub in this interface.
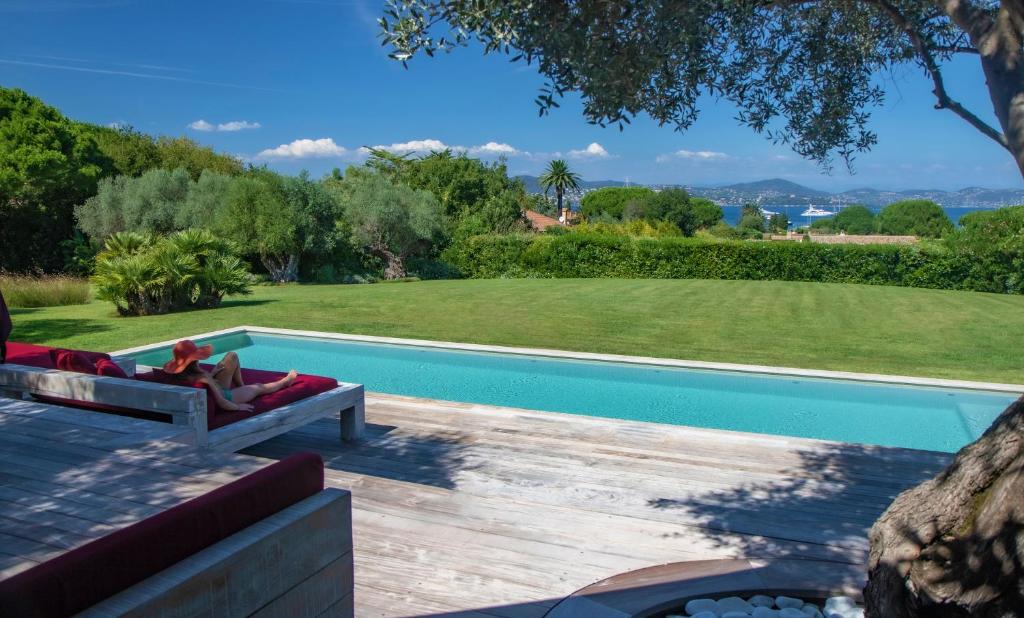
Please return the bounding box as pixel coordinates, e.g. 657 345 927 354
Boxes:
832 204 876 234
690 198 724 229
0 274 90 307
579 186 654 219
876 200 953 238
946 205 1024 293
92 229 251 316
445 233 1005 293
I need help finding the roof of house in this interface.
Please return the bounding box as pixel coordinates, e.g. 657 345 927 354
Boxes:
524 209 563 231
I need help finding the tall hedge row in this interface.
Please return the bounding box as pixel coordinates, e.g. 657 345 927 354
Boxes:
444 233 1005 292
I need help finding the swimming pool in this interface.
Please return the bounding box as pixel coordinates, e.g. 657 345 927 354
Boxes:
124 329 1021 453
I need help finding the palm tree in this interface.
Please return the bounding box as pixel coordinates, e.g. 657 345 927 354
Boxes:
538 159 581 215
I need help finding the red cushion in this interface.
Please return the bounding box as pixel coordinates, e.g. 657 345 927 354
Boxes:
95 358 129 379
51 349 99 374
0 452 325 618
135 367 339 430
4 342 111 370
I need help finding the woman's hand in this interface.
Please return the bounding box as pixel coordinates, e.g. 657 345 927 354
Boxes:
233 403 254 412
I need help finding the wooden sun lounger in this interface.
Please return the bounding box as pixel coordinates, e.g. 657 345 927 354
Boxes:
0 363 365 451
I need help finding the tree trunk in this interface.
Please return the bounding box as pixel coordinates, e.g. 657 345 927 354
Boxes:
934 0 1024 178
262 253 299 283
864 395 1024 616
556 187 564 212
370 242 407 279
978 7 1024 178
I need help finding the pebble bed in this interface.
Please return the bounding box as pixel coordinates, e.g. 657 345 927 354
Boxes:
666 594 864 618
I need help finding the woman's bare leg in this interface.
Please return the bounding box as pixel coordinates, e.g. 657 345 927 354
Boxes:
229 370 298 404
213 352 240 390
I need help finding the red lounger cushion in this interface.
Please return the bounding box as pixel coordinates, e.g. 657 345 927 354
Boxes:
136 366 339 430
51 349 99 374
95 358 130 379
0 452 325 618
4 342 111 370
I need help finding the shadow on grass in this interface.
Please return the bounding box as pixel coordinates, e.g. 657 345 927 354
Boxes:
646 441 951 563
217 298 275 309
8 318 114 344
245 421 478 490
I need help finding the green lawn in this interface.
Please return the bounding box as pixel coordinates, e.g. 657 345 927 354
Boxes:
9 278 1024 384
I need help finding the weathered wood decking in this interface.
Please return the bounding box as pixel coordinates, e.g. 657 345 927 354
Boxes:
242 393 951 618
0 392 951 617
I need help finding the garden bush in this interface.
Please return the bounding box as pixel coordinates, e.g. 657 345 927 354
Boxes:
0 274 90 307
876 199 953 238
445 232 1006 293
92 229 251 316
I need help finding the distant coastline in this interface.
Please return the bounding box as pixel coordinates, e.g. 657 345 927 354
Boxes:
516 175 1024 209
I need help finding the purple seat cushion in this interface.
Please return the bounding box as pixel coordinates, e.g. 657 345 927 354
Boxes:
0 452 325 618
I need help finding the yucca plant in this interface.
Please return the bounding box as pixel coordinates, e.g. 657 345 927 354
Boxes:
91 229 251 316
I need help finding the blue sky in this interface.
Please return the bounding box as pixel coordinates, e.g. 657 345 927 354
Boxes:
1 0 1019 191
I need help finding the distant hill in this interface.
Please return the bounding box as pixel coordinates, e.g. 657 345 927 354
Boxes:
517 175 1024 208
516 175 626 195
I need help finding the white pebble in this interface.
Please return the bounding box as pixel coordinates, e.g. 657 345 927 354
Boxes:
775 596 805 610
826 610 863 618
780 609 807 618
685 598 720 616
824 597 857 614
752 608 780 618
801 604 824 618
719 597 755 613
749 595 775 608
722 612 750 618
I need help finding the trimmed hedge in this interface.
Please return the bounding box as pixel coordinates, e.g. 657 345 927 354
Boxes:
443 233 1000 292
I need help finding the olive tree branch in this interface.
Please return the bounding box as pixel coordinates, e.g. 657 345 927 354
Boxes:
869 0 1009 150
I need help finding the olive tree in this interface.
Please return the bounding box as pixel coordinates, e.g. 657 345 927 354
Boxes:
379 2 1024 614
338 171 443 279
381 1 1024 177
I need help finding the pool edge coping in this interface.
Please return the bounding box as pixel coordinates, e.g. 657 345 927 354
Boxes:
110 325 1024 395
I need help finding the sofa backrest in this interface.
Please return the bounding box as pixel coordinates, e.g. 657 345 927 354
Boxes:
0 452 326 618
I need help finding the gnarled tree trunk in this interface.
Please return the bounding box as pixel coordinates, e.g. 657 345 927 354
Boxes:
369 241 407 280
864 395 1024 616
262 253 299 283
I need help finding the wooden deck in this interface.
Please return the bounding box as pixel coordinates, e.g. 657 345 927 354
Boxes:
0 399 264 579
242 393 952 617
0 393 951 617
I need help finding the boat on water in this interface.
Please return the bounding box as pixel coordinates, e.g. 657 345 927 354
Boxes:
800 206 832 218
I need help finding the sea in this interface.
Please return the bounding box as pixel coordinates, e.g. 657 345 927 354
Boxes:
720 205 1001 228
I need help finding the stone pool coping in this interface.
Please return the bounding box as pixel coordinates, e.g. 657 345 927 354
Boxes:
112 325 1024 395
543 558 863 618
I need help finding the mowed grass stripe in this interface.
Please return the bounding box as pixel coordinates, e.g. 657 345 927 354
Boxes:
10 278 1024 383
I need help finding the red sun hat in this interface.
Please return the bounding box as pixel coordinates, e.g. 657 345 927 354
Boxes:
162 339 214 374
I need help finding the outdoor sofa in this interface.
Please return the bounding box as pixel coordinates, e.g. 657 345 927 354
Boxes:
0 342 365 451
0 452 354 617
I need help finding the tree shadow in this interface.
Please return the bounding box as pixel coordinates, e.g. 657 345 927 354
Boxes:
7 318 114 343
244 420 479 490
645 440 952 564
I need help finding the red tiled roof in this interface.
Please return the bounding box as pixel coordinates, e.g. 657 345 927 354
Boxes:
524 209 563 231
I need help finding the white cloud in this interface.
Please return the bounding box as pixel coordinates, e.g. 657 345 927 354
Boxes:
371 138 451 153
469 141 520 156
257 137 347 159
568 142 610 159
656 149 729 163
217 120 261 131
188 119 261 132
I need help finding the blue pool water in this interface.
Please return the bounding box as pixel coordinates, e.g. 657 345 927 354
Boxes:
129 332 1020 453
